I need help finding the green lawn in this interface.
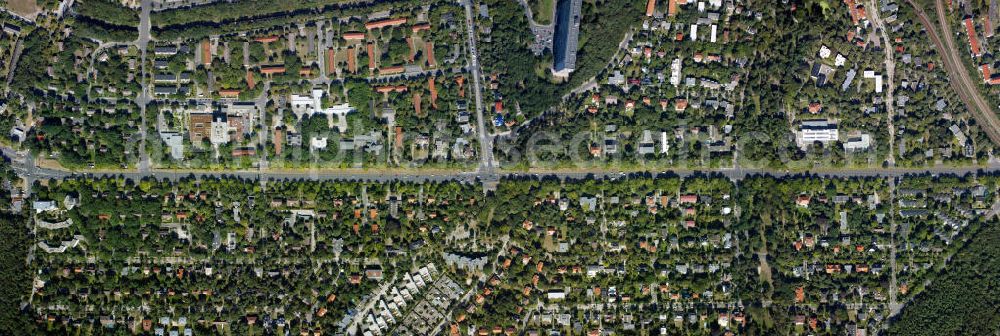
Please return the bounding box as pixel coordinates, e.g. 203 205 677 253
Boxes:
529 0 554 25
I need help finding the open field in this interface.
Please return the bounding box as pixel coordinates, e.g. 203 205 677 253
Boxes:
8 0 39 19
528 0 554 25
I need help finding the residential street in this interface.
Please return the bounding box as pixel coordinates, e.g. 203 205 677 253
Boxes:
134 0 154 173
868 0 897 166
461 0 497 179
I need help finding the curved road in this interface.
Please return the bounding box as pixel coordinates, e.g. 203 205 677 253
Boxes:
868 0 897 166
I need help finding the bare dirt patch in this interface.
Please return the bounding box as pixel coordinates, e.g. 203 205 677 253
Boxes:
8 0 40 19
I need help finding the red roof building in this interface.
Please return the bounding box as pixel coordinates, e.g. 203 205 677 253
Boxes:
429 77 439 108
326 48 336 74
411 23 431 33
966 17 983 57
347 47 357 73
394 126 404 149
260 65 286 75
274 128 285 155
380 65 405 75
367 43 377 70
365 17 408 30
343 32 366 41
808 102 822 113
413 93 422 116
987 16 995 38
843 0 867 25
982 64 1000 84
426 42 437 68
246 71 256 90
201 40 212 65
254 35 278 43
219 89 241 98
376 85 408 94
407 37 416 62
674 99 688 111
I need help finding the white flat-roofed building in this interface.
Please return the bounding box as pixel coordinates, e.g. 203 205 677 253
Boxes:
209 115 230 145
797 119 839 148
843 133 872 151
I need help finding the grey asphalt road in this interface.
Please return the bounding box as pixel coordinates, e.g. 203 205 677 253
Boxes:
12 162 1000 184
461 0 496 177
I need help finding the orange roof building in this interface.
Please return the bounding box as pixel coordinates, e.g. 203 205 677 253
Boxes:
394 126 404 149
232 148 256 157
986 16 995 38
413 93 422 116
411 23 431 33
366 17 408 30
966 17 983 57
274 128 285 155
428 77 438 108
982 64 1000 84
367 43 377 70
219 89 241 98
376 85 408 94
668 0 678 16
260 65 286 75
407 37 416 62
326 48 336 74
380 65 405 75
343 32 366 41
646 0 657 16
347 47 357 73
254 35 279 43
246 71 256 89
426 42 437 68
201 40 212 65
844 0 867 25
674 99 688 111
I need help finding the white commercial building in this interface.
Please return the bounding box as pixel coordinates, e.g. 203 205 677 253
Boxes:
842 133 872 151
863 70 883 93
797 119 839 148
670 58 682 86
209 115 230 145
